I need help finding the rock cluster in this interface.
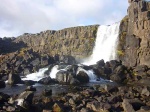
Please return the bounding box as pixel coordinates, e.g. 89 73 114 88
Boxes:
0 81 150 112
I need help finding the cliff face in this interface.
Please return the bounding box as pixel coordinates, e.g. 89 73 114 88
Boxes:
14 25 98 59
0 25 98 76
118 0 150 67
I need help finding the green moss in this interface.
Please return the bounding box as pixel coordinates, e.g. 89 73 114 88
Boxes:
117 50 124 56
18 48 28 57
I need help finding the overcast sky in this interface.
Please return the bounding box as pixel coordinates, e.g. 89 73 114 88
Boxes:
0 0 128 37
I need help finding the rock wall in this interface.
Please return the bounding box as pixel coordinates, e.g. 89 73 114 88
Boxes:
14 25 98 59
118 0 150 67
0 25 98 76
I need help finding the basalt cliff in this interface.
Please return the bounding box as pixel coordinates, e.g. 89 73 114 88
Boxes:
0 0 150 76
119 0 150 67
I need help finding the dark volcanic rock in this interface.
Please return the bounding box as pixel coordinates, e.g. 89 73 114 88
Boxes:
7 72 22 85
76 71 89 83
56 70 74 84
42 89 52 96
0 80 5 88
25 86 36 91
24 80 36 86
96 59 105 67
110 65 127 83
38 77 58 85
119 0 150 67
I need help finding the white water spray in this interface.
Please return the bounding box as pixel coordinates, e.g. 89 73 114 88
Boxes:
49 65 59 78
84 22 120 65
22 68 48 81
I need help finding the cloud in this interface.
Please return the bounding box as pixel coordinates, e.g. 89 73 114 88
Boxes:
0 0 128 37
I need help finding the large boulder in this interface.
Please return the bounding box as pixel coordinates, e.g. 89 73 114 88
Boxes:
76 71 89 83
59 55 76 64
122 99 145 112
56 70 74 84
96 59 105 67
66 65 78 75
16 91 34 108
7 73 22 85
110 65 127 83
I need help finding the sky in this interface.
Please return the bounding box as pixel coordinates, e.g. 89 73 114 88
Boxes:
0 0 128 37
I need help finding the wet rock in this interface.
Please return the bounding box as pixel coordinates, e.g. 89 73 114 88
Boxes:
7 72 22 85
25 86 36 91
42 89 52 96
38 77 58 85
56 70 74 84
76 71 89 83
66 65 78 75
96 59 105 67
24 80 36 86
0 80 5 88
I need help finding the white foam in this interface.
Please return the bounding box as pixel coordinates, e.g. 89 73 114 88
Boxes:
22 68 48 81
49 65 59 78
77 67 97 82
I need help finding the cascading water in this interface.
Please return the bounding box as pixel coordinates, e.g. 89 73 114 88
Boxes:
23 22 120 82
22 68 48 81
83 22 120 65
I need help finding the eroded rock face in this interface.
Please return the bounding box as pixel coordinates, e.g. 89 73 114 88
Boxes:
0 25 98 77
118 0 150 67
14 25 98 59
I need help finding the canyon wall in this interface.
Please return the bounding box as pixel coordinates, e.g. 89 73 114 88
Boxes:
118 0 150 67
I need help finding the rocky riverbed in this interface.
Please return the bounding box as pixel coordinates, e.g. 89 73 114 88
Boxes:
0 59 150 112
0 82 150 112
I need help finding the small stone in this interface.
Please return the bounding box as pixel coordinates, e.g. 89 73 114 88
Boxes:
141 87 150 96
52 103 64 112
69 98 75 105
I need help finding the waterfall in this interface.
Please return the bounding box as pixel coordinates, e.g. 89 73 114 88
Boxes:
23 22 120 82
83 22 120 65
